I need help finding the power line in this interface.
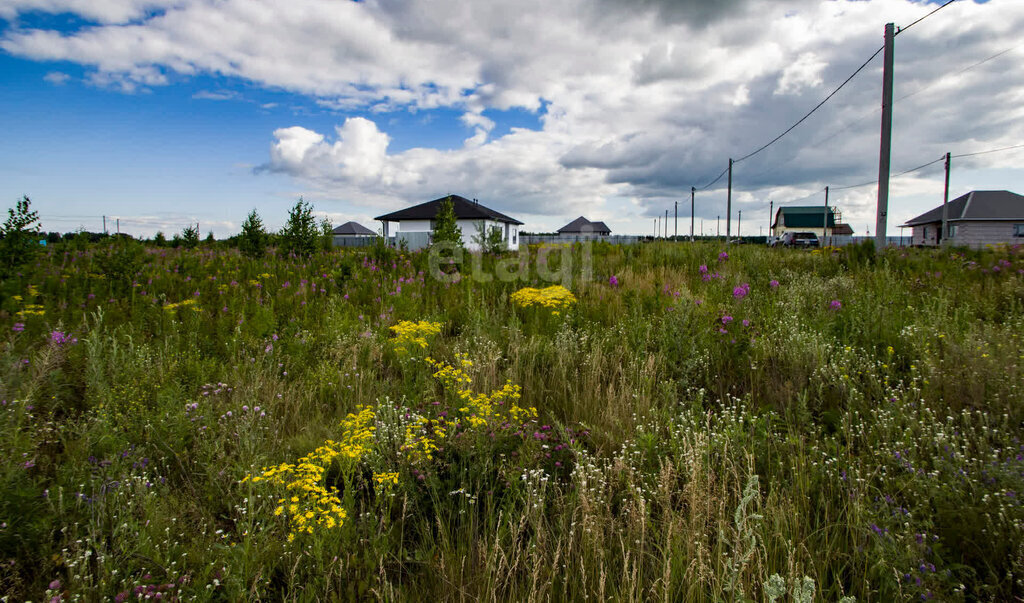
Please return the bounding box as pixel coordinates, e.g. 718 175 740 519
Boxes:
732 45 885 164
896 0 958 36
696 164 730 191
952 143 1024 159
897 42 1023 103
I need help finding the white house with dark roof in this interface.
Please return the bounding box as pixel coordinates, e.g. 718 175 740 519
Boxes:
375 195 523 251
903 190 1024 248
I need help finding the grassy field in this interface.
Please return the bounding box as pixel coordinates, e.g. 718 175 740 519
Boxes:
1 239 1023 601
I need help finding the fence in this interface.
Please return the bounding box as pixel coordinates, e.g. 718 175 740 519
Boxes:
520 234 646 245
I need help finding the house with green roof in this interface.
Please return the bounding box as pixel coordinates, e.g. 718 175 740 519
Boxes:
771 206 853 241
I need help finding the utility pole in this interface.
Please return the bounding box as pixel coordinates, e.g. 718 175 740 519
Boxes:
738 210 742 239
823 186 829 246
726 158 733 242
116 218 120 235
769 200 774 240
664 210 668 239
874 22 895 252
690 187 696 242
716 215 720 238
941 151 951 246
674 201 678 239
103 215 107 234
653 218 657 238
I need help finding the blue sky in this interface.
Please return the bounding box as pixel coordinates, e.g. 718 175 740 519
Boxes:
1 0 1021 237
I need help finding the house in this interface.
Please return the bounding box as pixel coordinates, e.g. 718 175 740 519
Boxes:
772 206 853 241
375 195 523 251
557 216 611 237
903 190 1024 248
331 221 377 247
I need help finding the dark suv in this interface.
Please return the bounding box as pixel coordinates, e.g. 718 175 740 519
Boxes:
779 232 819 248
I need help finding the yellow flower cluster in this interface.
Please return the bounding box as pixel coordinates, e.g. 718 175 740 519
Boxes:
401 416 446 463
509 285 577 315
426 355 535 429
373 472 400 492
163 298 201 312
389 320 443 355
244 406 376 541
15 304 45 318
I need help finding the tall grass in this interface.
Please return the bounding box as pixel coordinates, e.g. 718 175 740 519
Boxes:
1 240 1022 601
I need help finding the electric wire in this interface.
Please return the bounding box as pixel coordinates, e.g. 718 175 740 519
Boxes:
896 0 958 36
732 45 884 165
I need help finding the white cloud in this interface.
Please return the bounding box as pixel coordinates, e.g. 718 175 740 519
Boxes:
3 0 1023 233
43 71 70 85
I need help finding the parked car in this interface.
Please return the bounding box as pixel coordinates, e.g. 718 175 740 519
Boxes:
778 232 819 248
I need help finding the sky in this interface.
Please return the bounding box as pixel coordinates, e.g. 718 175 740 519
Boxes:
1 0 1022 238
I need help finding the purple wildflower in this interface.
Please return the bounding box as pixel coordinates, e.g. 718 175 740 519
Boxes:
12 323 24 332
721 315 733 324
829 299 842 311
609 275 619 287
718 251 729 261
769 279 779 289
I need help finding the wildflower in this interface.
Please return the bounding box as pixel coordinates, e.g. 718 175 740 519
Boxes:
12 323 24 332
510 286 577 315
698 264 708 274
732 283 750 299
608 275 619 287
769 279 779 289
50 330 74 345
718 251 729 261
829 299 842 311
721 315 733 324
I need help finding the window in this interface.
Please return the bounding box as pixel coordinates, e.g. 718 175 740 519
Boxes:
1014 224 1024 237
513 229 518 245
948 224 958 238
923 226 929 240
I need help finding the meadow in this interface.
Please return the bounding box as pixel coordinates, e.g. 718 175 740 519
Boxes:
1 237 1023 601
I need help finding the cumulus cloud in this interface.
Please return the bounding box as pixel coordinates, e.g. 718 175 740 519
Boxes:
2 0 1022 232
43 71 70 85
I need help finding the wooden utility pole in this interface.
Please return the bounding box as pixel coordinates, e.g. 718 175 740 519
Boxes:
874 22 895 252
716 216 720 238
674 201 678 239
726 158 733 241
941 152 951 246
690 187 696 241
769 200 773 239
103 215 107 234
738 210 742 239
116 218 120 234
664 210 668 238
823 186 829 246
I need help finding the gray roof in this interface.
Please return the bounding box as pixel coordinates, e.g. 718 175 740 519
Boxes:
332 221 377 236
557 216 611 234
904 190 1024 226
374 195 523 225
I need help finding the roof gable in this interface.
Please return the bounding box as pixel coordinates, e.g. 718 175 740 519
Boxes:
558 216 611 234
904 190 1024 226
374 195 523 225
777 206 837 228
332 221 376 235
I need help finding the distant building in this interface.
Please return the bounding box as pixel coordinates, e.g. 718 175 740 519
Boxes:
772 206 853 240
331 221 378 247
375 195 523 251
903 190 1024 248
557 216 611 237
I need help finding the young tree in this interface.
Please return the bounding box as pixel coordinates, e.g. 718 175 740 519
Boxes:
0 195 42 277
279 198 319 257
320 216 334 251
431 196 463 249
472 222 507 254
153 231 167 247
204 231 215 244
238 209 268 258
181 224 199 249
